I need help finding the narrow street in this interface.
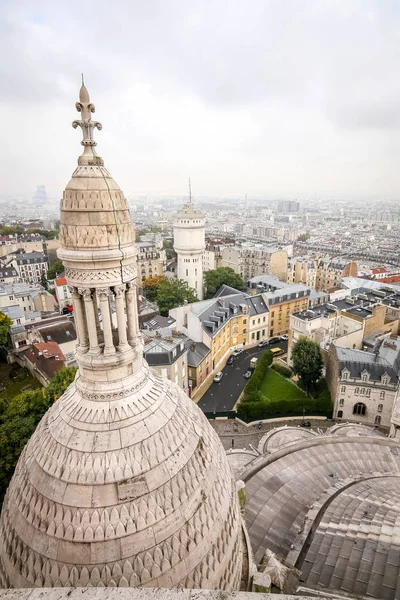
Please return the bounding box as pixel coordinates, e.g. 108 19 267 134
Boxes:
197 340 288 413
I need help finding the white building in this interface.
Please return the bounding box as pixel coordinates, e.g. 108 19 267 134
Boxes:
173 195 205 300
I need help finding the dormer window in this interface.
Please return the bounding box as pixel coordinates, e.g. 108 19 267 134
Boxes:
381 374 390 385
361 371 369 382
342 369 349 380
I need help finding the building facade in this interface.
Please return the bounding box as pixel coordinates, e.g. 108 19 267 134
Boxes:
221 244 288 282
136 241 166 283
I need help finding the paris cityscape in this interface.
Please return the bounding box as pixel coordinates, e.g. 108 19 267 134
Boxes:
0 1 400 599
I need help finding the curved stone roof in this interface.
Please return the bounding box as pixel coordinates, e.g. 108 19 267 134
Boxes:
243 433 400 600
257 426 319 454
0 366 243 589
326 423 385 437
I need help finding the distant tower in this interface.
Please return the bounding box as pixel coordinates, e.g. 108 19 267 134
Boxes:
173 180 206 300
33 185 47 206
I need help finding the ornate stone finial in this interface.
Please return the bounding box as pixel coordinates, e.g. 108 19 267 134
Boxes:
72 82 104 166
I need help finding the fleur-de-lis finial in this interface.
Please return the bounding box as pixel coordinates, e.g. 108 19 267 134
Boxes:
72 80 104 166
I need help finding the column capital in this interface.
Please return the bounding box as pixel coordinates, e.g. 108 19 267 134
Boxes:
97 287 110 301
68 285 80 298
114 284 126 299
80 288 93 301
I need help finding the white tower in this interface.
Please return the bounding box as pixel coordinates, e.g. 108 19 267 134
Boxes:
173 182 205 300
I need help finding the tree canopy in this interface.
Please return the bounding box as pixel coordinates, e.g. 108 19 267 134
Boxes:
204 267 245 299
142 275 167 303
291 338 323 393
46 259 64 280
0 311 13 346
0 366 77 506
156 278 197 316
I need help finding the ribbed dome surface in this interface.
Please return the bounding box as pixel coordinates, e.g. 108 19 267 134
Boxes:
0 365 243 589
59 165 135 251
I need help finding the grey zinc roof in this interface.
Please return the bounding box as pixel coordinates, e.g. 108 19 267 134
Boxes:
247 274 289 289
214 284 245 298
196 292 268 338
187 342 211 367
243 434 400 599
336 344 399 384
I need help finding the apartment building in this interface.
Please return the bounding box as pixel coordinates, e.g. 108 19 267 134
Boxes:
187 341 212 398
170 291 268 370
6 250 49 284
287 256 317 289
0 267 19 284
143 329 188 391
288 287 400 363
315 257 358 292
221 244 288 282
136 241 166 284
262 283 311 338
327 339 400 430
0 282 56 317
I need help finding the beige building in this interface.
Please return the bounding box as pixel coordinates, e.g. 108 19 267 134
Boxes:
262 284 311 338
315 257 358 292
287 256 317 288
136 241 166 283
221 244 288 282
327 340 400 430
171 290 268 371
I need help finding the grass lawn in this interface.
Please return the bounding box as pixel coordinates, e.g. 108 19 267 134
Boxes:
260 368 308 403
237 367 332 421
0 362 42 406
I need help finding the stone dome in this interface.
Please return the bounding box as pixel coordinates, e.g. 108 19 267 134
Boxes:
0 85 243 590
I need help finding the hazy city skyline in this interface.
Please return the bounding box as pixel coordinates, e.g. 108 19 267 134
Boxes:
1 0 400 199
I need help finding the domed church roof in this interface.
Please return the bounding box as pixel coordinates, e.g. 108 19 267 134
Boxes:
0 84 243 590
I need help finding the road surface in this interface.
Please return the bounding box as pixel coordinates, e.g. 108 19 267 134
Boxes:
198 340 288 413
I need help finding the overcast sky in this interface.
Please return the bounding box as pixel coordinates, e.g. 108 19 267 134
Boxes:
1 0 400 200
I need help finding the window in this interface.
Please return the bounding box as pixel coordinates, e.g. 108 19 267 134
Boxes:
361 373 368 382
243 319 247 324
186 269 188 277
341 385 346 393
355 387 359 394
377 404 383 413
337 410 343 418
353 402 366 416
342 371 348 380
339 398 344 406
375 415 381 426
382 376 389 385
366 388 371 397
360 388 365 395
380 390 385 399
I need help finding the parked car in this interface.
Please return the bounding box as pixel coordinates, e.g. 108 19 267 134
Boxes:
280 334 289 341
269 336 280 344
244 369 252 379
258 340 269 348
232 348 243 357
227 355 235 365
214 372 223 383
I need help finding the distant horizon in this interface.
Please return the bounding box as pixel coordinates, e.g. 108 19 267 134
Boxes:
1 1 400 198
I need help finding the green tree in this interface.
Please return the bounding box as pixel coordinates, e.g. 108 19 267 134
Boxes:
142 275 168 303
163 239 176 260
204 267 245 299
0 311 13 346
0 366 77 506
291 338 323 393
40 272 49 290
156 279 197 316
0 226 24 236
46 259 64 280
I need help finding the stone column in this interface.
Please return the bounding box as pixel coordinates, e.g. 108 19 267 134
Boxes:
69 286 89 352
92 293 102 335
125 282 138 345
114 284 129 351
98 288 115 355
81 288 100 354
